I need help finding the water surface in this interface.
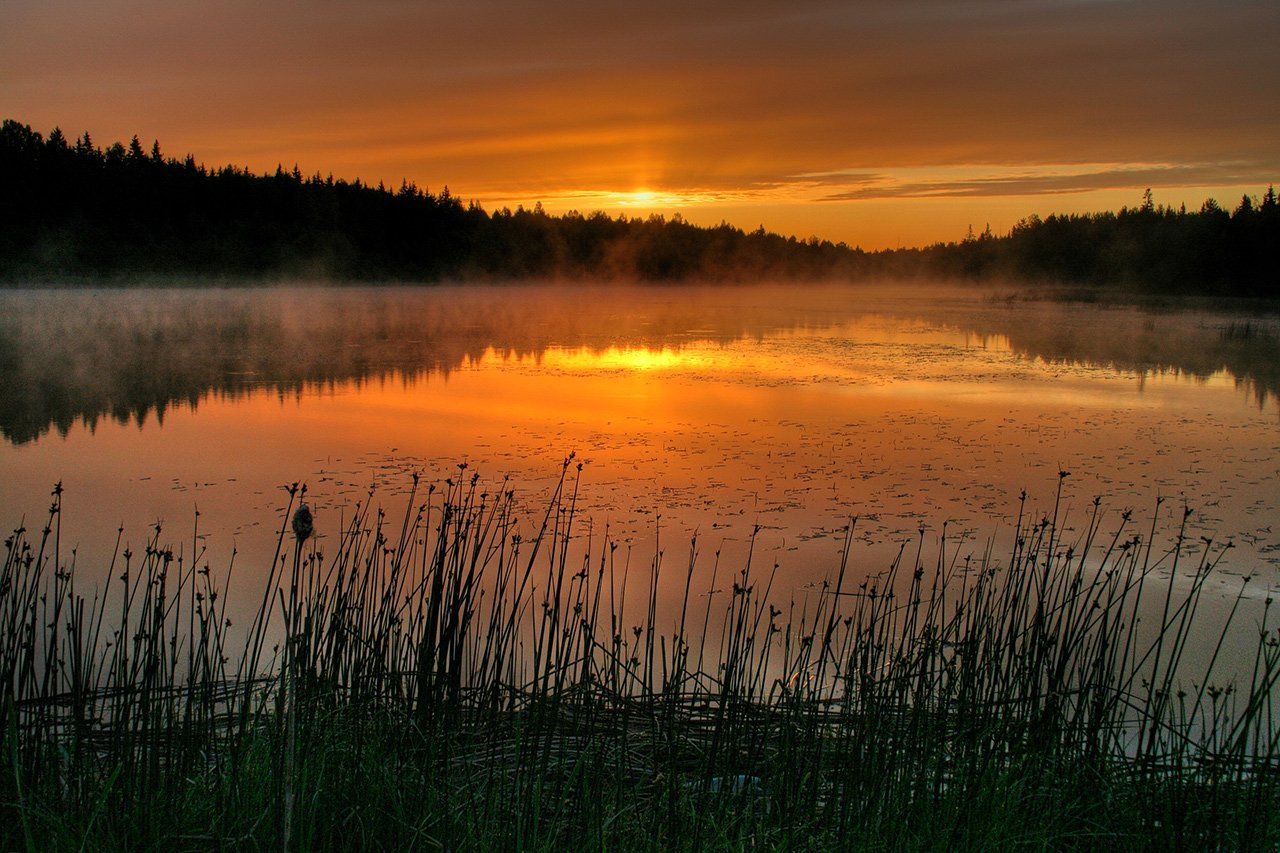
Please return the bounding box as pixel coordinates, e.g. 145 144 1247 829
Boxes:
2 283 1277 620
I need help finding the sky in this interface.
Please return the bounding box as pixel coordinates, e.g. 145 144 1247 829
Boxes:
3 0 1278 248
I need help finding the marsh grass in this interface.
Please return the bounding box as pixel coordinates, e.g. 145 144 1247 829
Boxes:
2 462 1278 849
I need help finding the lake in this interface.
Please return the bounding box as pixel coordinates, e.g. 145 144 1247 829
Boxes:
2 283 1278 632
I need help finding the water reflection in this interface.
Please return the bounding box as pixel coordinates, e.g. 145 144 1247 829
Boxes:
1 284 1278 617
4 282 1277 686
1 284 1276 445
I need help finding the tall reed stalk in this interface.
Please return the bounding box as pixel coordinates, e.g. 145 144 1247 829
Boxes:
2 464 1277 849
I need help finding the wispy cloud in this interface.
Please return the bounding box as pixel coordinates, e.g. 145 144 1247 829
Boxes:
3 0 1277 244
807 163 1275 201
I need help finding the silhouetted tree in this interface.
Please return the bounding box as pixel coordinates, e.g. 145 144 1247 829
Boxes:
0 119 1275 295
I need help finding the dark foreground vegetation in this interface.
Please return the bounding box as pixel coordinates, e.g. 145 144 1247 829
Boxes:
2 119 1277 296
3 464 1278 849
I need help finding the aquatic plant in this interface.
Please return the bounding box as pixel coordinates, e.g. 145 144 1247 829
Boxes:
1 465 1277 849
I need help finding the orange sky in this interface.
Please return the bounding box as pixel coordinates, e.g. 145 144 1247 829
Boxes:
3 0 1278 248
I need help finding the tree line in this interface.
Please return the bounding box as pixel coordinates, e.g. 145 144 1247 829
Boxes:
1 119 1275 295
864 186 1278 298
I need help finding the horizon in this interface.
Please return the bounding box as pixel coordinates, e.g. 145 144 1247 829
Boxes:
4 0 1277 250
7 115 1274 255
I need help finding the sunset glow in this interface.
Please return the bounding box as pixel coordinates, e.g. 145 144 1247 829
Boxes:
5 0 1276 248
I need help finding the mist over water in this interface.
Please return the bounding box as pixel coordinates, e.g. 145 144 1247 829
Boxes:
1 281 1277 637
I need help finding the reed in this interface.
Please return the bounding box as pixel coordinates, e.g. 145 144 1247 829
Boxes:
2 462 1277 849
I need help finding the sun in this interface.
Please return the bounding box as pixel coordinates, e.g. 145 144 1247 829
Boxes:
615 190 658 206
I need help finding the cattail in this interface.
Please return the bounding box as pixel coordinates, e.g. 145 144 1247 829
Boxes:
292 503 313 542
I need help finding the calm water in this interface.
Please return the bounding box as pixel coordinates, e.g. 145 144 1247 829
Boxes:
2 283 1278 624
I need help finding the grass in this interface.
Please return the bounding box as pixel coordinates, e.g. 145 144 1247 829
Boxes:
2 460 1278 850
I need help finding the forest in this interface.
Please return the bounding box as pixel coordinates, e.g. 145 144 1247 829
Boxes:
1 119 1276 296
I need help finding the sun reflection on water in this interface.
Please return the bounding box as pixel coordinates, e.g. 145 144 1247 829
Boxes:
541 345 691 371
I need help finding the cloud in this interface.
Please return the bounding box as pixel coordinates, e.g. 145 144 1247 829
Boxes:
3 0 1278 243
811 163 1277 201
